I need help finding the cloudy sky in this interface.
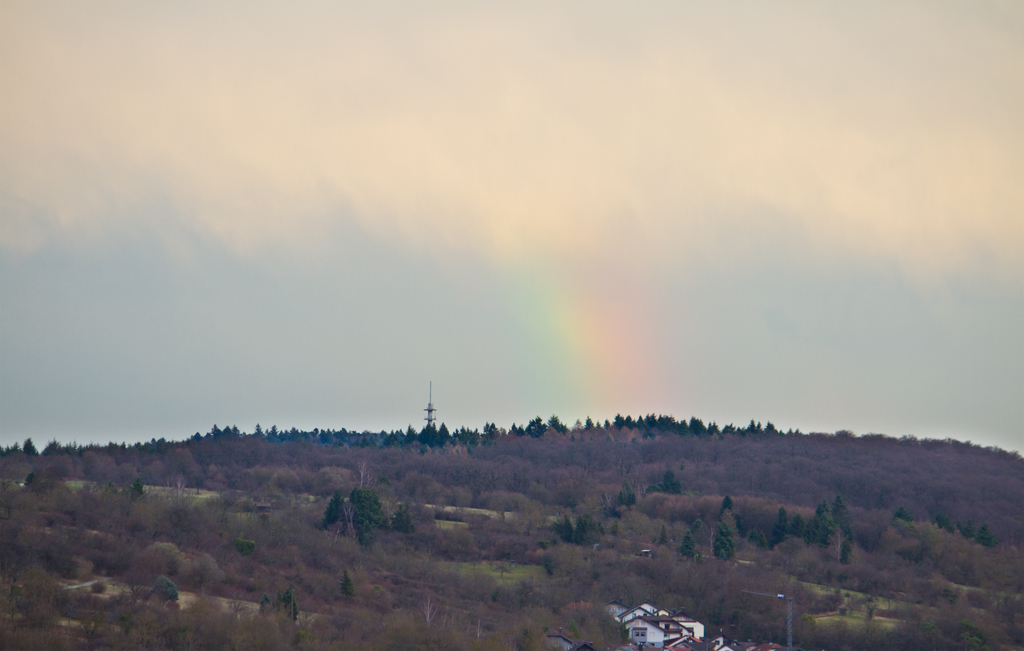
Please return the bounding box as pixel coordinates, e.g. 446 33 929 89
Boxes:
2 2 1022 450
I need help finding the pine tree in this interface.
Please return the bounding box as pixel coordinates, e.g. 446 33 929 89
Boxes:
658 525 669 546
128 478 145 502
322 490 342 529
350 488 386 543
554 515 575 543
153 576 178 602
340 570 355 596
770 507 788 548
832 495 852 537
892 506 914 523
390 503 415 533
840 539 853 564
679 529 696 558
719 495 734 516
660 470 682 494
957 519 976 540
616 481 636 507
22 439 38 456
713 520 735 560
975 523 997 547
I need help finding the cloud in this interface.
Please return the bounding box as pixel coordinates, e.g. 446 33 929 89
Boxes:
2 2 1021 279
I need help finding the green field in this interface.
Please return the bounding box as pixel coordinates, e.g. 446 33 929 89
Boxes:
448 562 546 585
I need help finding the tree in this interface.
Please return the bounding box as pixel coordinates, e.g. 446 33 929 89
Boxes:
526 417 547 438
350 487 386 543
572 514 602 545
713 520 735 560
892 506 914 523
770 507 788 548
719 495 734 516
975 523 997 547
788 513 805 538
128 478 146 502
616 481 636 507
958 519 976 540
278 586 298 621
832 494 852 537
658 525 669 546
23 438 38 456
679 529 696 558
554 515 574 543
660 470 682 495
340 570 355 597
322 490 342 529
235 539 256 555
153 576 178 602
547 415 568 434
934 513 954 532
390 503 415 533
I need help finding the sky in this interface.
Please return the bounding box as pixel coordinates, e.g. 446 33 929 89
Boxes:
1 2 1022 450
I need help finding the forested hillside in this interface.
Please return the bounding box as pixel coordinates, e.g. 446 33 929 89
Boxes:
2 419 1022 650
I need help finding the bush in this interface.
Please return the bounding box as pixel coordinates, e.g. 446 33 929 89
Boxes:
235 538 256 555
153 575 178 602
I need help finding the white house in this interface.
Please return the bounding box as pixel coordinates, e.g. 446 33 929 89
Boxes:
626 618 667 648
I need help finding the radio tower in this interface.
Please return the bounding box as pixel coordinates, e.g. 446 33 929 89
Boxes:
424 382 437 427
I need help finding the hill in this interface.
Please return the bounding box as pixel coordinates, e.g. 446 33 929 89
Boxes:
1 420 1022 650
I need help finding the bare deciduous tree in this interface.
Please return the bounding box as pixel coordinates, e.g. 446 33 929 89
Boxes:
421 595 439 626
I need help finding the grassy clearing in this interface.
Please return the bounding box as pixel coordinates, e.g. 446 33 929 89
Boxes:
435 520 469 530
814 613 899 629
426 504 514 520
448 562 547 586
145 486 221 501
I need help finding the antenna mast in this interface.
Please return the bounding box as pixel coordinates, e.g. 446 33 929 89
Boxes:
424 382 436 427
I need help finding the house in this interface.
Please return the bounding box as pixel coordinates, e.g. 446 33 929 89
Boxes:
545 629 577 651
606 599 629 619
570 643 598 651
618 601 670 624
626 618 667 648
668 609 705 639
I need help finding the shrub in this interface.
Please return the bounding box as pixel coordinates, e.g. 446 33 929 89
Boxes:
235 538 256 555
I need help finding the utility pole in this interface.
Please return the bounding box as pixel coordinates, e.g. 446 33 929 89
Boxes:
743 590 793 651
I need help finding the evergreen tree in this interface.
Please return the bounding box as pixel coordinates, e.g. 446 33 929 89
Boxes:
660 470 682 495
22 438 38 456
892 506 914 523
349 488 386 543
975 523 997 547
658 525 669 546
788 513 805 538
585 417 595 430
616 481 636 507
340 570 355 597
934 513 954 532
832 495 852 537
770 507 788 548
259 593 271 610
957 519 976 540
526 417 547 438
554 515 575 543
547 415 568 433
713 520 735 560
719 495 734 516
679 529 696 558
840 539 853 564
572 514 602 545
322 490 342 529
128 478 146 502
278 586 298 621
153 576 178 602
390 503 415 533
